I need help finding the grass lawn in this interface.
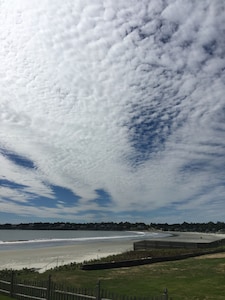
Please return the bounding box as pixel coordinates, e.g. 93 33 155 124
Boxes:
1 250 225 300
0 295 14 300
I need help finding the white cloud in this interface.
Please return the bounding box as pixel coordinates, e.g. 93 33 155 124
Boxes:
0 0 225 222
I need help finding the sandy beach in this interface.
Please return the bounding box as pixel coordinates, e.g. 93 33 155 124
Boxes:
0 239 134 272
153 231 225 243
0 231 224 272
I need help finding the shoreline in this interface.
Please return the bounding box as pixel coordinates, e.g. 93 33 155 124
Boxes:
0 239 134 273
0 231 224 273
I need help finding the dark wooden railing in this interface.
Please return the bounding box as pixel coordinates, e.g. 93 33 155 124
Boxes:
0 273 169 300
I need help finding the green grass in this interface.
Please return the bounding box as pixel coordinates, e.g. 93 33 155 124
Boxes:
1 250 225 299
0 295 14 300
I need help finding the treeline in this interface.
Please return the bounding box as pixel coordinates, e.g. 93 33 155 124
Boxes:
0 221 225 233
0 221 149 231
151 221 225 233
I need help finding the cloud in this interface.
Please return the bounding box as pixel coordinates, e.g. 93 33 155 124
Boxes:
0 0 225 223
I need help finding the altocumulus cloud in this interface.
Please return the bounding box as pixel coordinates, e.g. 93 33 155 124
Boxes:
0 0 225 223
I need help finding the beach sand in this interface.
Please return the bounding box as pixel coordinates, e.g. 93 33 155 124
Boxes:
0 231 224 272
0 239 134 272
153 231 225 243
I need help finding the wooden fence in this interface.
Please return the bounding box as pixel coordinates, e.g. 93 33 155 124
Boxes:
0 272 169 300
133 238 225 250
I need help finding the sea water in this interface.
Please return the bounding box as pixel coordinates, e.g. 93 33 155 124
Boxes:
0 230 171 271
0 230 169 251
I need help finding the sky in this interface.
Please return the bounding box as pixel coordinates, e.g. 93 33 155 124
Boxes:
0 0 225 224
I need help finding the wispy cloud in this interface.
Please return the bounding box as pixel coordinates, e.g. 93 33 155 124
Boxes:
0 0 225 223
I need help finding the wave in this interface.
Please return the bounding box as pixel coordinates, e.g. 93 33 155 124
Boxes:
0 231 170 250
0 231 145 245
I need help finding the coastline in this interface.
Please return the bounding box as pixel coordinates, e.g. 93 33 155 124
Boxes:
151 230 225 243
0 239 134 273
0 231 224 273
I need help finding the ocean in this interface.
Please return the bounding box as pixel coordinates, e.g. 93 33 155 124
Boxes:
0 230 169 251
0 230 170 271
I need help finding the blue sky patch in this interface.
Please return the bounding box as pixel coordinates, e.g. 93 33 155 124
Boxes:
127 104 173 164
27 196 56 208
1 149 35 169
93 189 113 207
0 179 27 189
50 185 81 205
27 185 81 208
